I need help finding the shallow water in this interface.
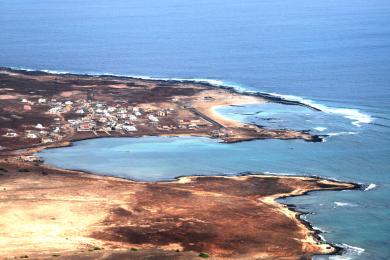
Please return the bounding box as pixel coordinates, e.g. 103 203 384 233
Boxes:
37 133 390 259
2 0 390 258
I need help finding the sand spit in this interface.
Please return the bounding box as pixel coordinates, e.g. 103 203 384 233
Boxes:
0 158 357 259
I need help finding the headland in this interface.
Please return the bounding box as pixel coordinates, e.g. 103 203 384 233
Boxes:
0 68 358 259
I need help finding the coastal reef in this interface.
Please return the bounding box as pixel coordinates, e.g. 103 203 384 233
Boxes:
0 68 319 152
0 68 357 259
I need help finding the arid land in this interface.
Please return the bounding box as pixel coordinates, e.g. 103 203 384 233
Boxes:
0 68 358 259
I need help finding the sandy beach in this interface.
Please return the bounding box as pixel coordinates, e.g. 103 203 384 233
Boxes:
0 157 358 259
0 68 358 259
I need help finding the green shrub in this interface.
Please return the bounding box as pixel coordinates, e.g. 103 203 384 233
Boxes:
198 252 209 258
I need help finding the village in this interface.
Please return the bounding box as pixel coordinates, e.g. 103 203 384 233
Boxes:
1 94 219 150
0 68 319 154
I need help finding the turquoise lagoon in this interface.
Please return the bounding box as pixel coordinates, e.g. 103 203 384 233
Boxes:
3 0 390 258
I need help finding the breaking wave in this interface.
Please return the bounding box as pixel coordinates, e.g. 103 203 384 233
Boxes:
334 201 357 207
4 66 372 127
364 183 376 191
314 127 327 132
327 132 358 137
328 244 365 259
266 93 373 127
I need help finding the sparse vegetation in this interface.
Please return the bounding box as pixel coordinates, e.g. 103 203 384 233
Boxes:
198 252 209 258
130 248 138 251
0 167 8 172
17 168 29 172
52 254 60 257
19 256 28 259
93 246 102 250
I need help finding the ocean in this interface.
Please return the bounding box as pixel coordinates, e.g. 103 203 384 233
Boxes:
1 0 390 259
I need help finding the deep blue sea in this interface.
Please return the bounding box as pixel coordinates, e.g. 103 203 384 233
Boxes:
1 0 390 259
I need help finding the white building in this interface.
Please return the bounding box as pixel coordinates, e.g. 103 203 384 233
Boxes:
107 106 116 112
3 132 18 137
99 117 108 123
129 115 137 121
42 138 53 144
26 133 38 139
123 125 137 132
48 107 61 114
148 115 159 122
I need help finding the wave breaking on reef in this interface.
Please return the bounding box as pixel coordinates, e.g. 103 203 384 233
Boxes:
328 243 365 260
3 66 373 127
364 183 376 191
265 92 373 127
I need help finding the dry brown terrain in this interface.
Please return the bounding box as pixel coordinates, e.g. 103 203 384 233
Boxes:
0 68 321 152
0 68 357 259
0 158 357 259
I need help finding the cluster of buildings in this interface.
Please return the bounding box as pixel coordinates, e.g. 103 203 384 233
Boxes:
62 100 178 133
2 96 216 145
1 98 65 143
2 122 62 144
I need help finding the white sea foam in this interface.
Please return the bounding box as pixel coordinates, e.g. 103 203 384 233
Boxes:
327 132 358 137
341 244 365 255
326 244 365 260
6 66 373 127
364 183 376 191
266 92 373 127
262 171 296 176
334 201 357 207
313 226 327 233
339 244 365 258
314 127 327 132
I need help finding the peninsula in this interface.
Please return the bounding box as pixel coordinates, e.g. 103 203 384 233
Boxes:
0 68 358 259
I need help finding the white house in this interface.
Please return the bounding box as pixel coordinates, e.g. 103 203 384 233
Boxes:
123 125 137 132
26 133 38 139
48 107 61 114
129 115 137 121
42 138 53 144
148 115 159 122
3 132 18 137
107 106 116 112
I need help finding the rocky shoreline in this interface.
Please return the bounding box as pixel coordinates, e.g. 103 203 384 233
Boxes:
0 67 360 259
